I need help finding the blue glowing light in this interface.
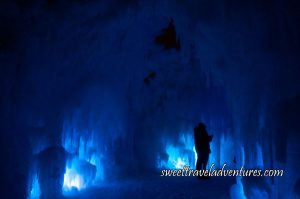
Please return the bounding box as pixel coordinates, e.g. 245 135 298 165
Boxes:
165 144 196 169
28 174 41 199
63 164 86 191
61 119 105 195
158 132 196 169
63 157 98 194
62 122 104 182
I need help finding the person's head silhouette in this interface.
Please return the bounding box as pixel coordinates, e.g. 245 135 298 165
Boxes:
197 122 206 130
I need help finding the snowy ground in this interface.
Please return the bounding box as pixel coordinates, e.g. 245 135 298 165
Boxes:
67 175 236 199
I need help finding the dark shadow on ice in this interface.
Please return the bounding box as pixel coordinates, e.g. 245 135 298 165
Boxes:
37 146 67 199
144 71 157 85
155 18 180 50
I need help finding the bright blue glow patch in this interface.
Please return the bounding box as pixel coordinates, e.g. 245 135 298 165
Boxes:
62 124 104 181
165 144 196 169
63 157 98 194
158 133 196 169
28 174 41 199
62 120 105 195
63 164 86 191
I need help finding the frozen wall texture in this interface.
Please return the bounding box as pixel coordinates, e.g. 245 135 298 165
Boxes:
0 0 300 199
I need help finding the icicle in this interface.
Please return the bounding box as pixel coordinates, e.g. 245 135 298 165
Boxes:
28 174 41 199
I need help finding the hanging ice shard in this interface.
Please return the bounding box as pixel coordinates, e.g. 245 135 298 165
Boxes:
220 134 235 167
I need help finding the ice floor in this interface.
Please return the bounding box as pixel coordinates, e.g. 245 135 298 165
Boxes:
67 175 235 199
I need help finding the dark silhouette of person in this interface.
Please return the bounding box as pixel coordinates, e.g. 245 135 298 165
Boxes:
194 122 213 171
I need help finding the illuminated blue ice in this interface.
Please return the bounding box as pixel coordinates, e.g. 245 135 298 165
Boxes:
256 143 264 168
165 144 196 169
158 130 229 170
62 124 104 180
249 187 269 199
62 120 104 194
230 145 248 199
158 132 196 169
207 138 217 168
230 177 248 199
63 161 86 192
63 156 100 194
241 145 245 166
220 134 235 167
28 174 41 199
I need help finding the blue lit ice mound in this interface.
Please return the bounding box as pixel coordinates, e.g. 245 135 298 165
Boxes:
62 126 104 194
63 157 96 193
158 132 196 169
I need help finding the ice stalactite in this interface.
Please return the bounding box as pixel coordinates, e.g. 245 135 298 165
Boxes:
207 137 218 169
256 143 264 169
220 134 235 168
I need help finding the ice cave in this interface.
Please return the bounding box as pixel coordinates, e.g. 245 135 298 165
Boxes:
0 0 300 199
